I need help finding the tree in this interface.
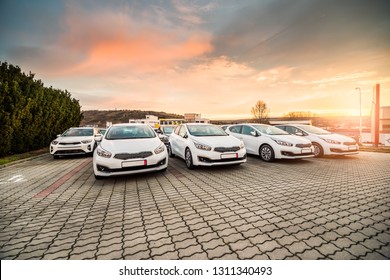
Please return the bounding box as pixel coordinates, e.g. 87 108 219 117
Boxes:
251 100 269 123
284 111 317 119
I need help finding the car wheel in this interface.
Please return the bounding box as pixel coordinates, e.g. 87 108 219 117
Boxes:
185 148 194 169
94 174 103 180
259 144 275 162
168 144 175 157
53 155 59 159
312 142 324 157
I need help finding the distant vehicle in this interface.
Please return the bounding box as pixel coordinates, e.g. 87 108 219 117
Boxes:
169 123 246 169
275 124 359 157
160 125 176 137
93 123 168 179
226 124 314 162
50 127 101 159
98 128 107 135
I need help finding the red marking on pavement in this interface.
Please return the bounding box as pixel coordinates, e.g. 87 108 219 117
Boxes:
34 158 92 198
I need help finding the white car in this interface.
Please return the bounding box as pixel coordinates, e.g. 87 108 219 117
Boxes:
169 123 246 169
275 124 359 157
226 123 314 162
93 123 168 179
50 127 101 159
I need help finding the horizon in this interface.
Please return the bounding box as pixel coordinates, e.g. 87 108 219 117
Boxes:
1 0 389 119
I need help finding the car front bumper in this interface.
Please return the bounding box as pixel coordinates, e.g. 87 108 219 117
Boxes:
50 143 94 156
93 151 168 177
192 149 247 166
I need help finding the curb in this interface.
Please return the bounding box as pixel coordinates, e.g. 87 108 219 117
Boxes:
0 153 51 169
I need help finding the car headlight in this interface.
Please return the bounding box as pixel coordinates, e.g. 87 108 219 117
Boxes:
96 147 112 158
81 139 93 144
51 141 59 145
321 138 341 144
194 142 212 151
240 142 245 149
154 143 166 154
272 139 293 146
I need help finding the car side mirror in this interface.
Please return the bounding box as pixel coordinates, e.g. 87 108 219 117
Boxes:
250 131 257 137
183 133 188 139
57 134 62 137
295 132 304 136
94 134 102 142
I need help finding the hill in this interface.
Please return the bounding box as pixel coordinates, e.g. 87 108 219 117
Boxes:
80 110 184 127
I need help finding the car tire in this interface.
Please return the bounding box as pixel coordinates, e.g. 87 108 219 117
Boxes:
168 144 175 157
53 155 59 159
185 148 194 169
259 144 275 162
312 142 324 157
94 174 103 180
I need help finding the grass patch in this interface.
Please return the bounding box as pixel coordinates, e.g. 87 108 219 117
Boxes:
0 148 48 165
359 146 390 153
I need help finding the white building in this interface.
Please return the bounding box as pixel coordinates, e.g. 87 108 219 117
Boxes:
129 115 160 128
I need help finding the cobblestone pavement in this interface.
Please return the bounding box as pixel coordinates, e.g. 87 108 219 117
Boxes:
0 152 389 260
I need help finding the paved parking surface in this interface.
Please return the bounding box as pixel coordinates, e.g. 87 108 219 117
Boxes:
0 152 389 260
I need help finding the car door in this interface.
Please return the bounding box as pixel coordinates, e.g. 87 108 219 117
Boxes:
240 125 259 155
227 125 242 140
172 125 188 159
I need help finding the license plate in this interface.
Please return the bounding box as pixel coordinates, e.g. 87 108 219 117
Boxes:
221 153 238 159
301 148 311 153
122 160 147 167
348 146 357 151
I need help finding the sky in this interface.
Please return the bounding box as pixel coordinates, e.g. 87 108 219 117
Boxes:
1 0 389 119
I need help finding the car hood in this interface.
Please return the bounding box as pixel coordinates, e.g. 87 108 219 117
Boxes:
55 136 93 143
269 134 312 145
190 135 242 147
100 138 162 153
317 133 355 142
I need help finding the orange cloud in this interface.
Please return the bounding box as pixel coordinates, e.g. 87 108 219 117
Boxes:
55 5 213 76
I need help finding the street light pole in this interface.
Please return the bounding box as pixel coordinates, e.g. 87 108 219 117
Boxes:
355 87 362 144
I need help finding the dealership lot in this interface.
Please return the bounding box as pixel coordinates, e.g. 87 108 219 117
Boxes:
0 152 389 259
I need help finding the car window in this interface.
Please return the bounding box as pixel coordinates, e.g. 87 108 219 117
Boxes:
252 125 289 135
64 128 93 137
187 125 227 136
285 126 300 135
174 125 181 135
105 126 156 140
242 125 255 136
178 126 187 138
229 125 242 134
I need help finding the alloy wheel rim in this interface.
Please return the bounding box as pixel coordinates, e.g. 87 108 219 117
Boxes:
261 146 271 160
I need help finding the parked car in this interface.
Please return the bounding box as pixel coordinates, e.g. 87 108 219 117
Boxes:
93 123 168 179
226 123 314 162
169 123 246 169
50 127 101 159
160 125 176 137
275 124 359 157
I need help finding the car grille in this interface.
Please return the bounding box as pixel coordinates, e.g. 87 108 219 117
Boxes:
59 142 81 145
114 151 153 160
296 143 312 148
214 146 240 153
343 141 356 146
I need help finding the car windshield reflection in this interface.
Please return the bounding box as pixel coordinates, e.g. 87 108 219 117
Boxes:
63 128 94 137
187 125 227 137
252 125 289 135
106 126 156 140
298 125 332 135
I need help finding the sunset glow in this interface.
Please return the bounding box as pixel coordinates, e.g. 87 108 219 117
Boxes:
1 0 389 119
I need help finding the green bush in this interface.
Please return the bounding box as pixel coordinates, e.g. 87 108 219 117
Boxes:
0 61 83 157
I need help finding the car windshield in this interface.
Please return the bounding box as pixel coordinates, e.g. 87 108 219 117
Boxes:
105 126 156 140
298 125 331 135
63 128 93 137
162 126 174 135
252 125 289 135
187 125 227 136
